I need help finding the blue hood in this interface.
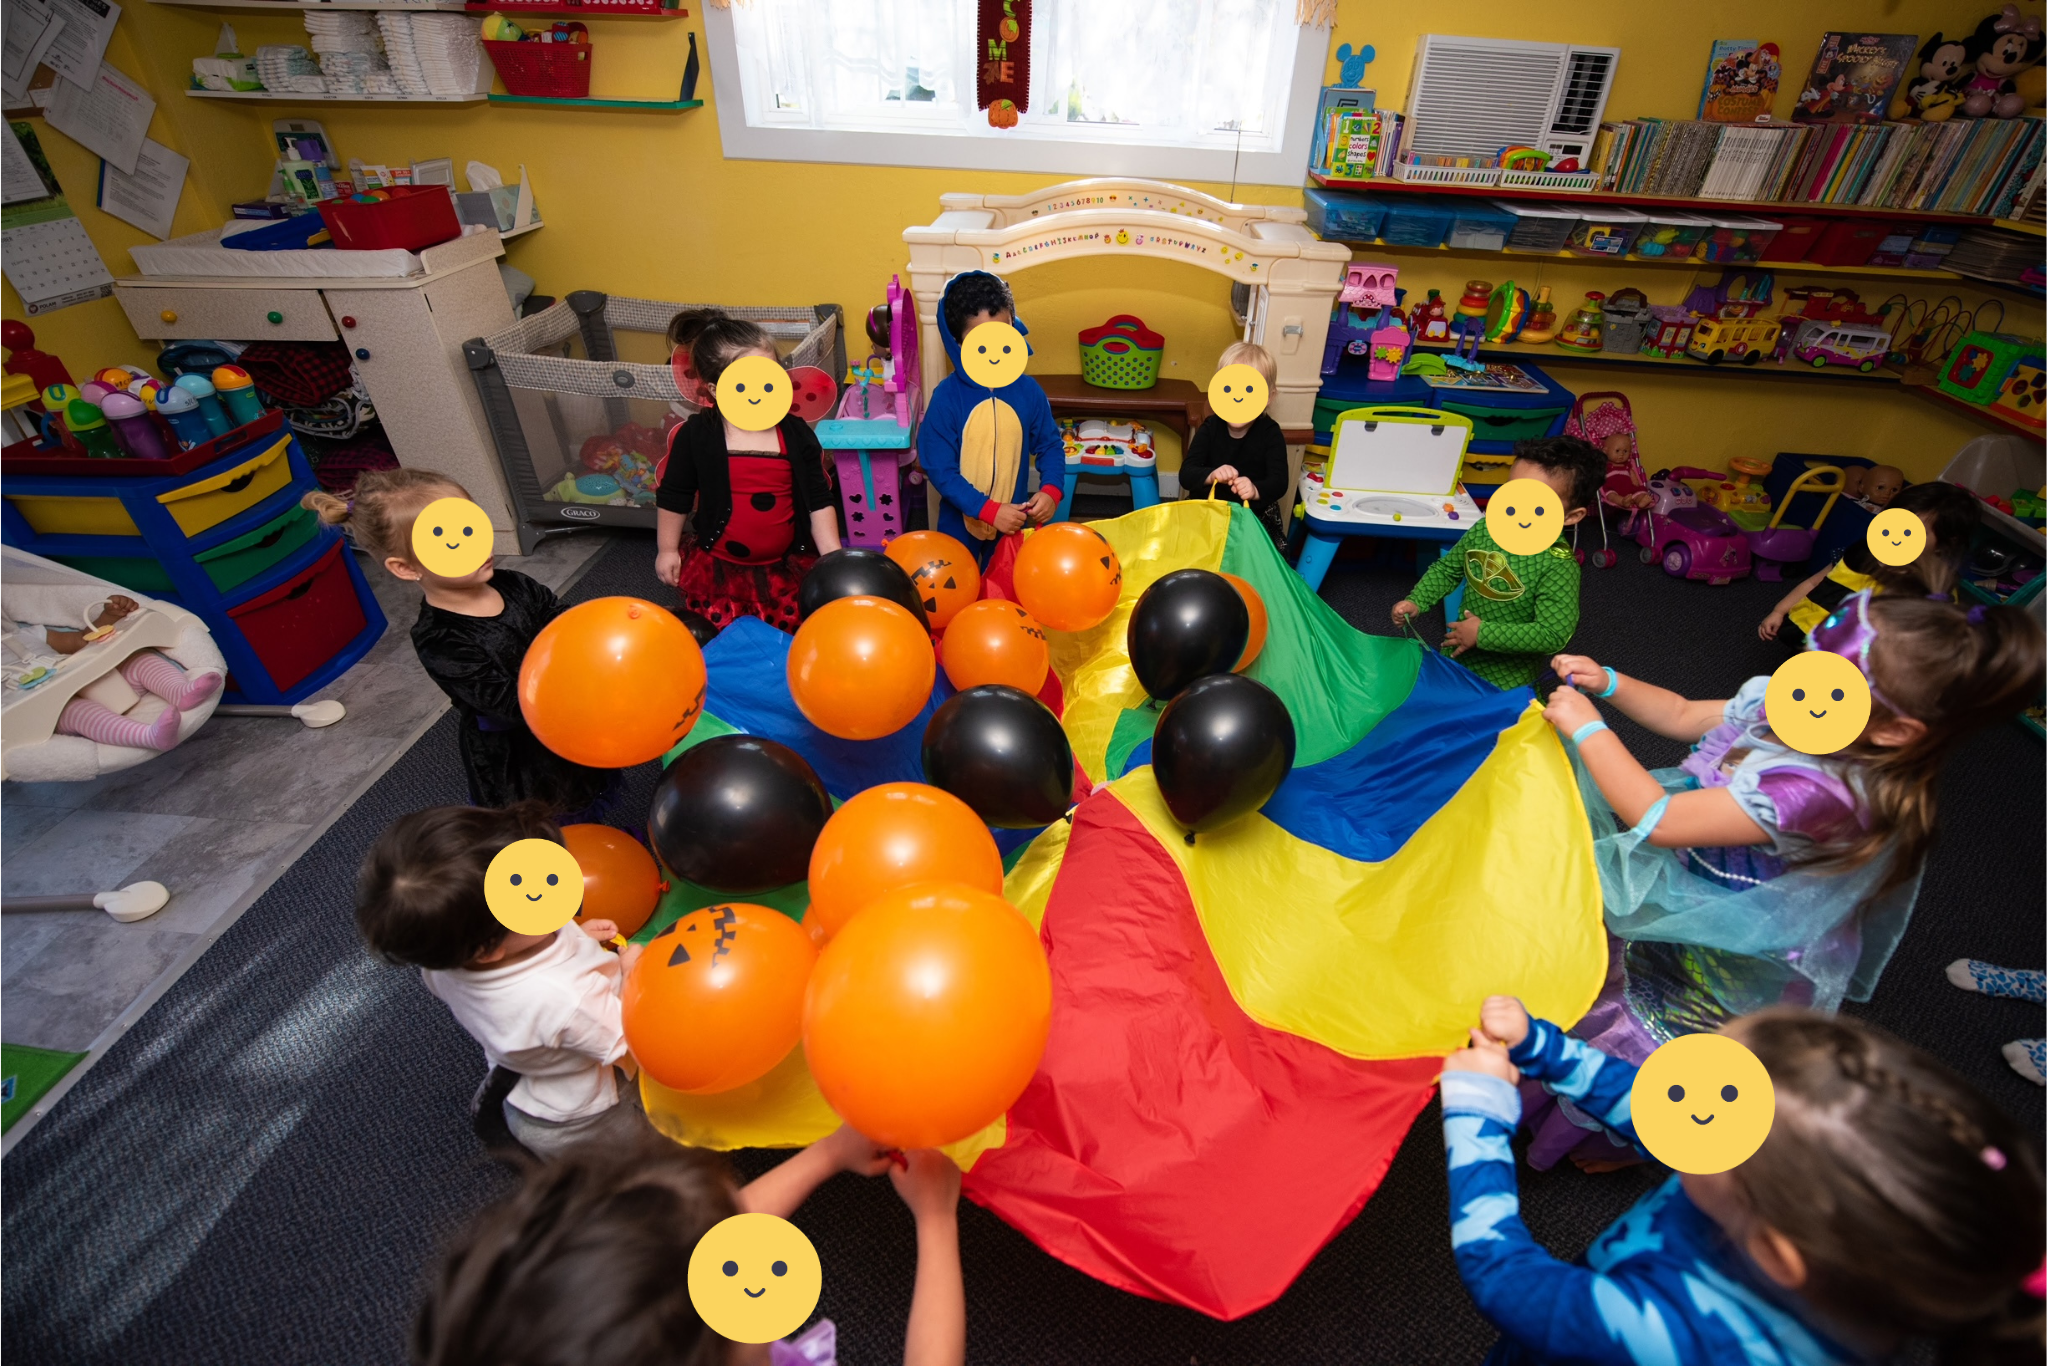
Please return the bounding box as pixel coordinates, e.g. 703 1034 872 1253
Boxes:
937 271 1032 384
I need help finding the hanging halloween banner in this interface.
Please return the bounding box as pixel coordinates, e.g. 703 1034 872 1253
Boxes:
977 0 1030 128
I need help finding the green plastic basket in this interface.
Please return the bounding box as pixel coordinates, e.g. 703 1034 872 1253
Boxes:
1078 315 1164 390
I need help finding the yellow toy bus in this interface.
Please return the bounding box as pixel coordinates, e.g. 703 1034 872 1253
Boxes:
1687 315 1782 366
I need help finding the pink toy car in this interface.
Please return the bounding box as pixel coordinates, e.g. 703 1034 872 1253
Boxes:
1632 466 1753 585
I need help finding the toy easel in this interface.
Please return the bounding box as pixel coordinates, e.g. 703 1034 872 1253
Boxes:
818 275 923 548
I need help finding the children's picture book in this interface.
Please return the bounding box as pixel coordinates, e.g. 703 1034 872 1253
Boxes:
1417 363 1548 394
1791 32 1917 124
1699 40 1782 122
1308 84 1375 173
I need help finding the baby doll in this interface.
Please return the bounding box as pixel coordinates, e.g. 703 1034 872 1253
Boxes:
3 596 220 752
1565 399 1651 530
1863 463 1906 509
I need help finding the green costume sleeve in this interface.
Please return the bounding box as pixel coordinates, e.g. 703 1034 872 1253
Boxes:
1474 547 1581 656
1408 526 1481 612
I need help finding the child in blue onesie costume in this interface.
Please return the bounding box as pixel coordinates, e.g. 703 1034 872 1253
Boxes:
920 272 1066 567
1439 997 2043 1364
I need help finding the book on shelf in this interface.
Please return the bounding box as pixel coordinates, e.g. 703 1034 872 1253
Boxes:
1790 33 1918 125
1320 108 1402 180
1698 40 1782 123
1308 85 1375 176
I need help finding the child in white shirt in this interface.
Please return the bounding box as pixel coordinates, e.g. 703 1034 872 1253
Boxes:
356 802 649 1159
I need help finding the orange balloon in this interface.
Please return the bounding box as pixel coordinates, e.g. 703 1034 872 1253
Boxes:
1013 523 1123 632
519 597 707 768
623 903 816 1094
938 599 1049 694
806 782 1004 941
1219 572 1267 671
886 531 982 630
803 883 1050 1148
787 596 935 739
563 824 662 938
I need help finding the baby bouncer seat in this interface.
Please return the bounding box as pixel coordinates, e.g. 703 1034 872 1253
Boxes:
1 546 225 783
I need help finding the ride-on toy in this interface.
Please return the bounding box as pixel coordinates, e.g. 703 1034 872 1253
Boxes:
1633 467 1754 584
1746 464 1846 581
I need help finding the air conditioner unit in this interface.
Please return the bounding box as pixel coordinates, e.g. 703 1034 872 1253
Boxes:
1404 35 1620 166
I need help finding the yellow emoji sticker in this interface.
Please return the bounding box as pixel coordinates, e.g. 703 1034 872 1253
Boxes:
1866 508 1928 568
1630 1033 1776 1174
716 354 794 432
483 838 584 935
687 1212 823 1343
1207 364 1270 423
410 498 494 579
1764 650 1871 755
960 321 1028 389
1485 477 1565 557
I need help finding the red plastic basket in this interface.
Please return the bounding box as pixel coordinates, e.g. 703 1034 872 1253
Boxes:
316 185 462 252
484 39 592 98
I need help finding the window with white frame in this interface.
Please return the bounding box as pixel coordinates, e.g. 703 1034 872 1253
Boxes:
706 0 1325 185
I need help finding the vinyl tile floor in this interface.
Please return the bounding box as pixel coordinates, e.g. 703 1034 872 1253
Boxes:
0 532 614 1151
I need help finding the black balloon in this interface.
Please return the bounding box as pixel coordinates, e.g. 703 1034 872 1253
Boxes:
797 548 928 625
1152 673 1296 837
922 685 1074 828
648 735 832 892
671 607 718 647
1127 569 1250 700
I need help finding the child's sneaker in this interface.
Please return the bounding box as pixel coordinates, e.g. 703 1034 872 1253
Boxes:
1946 958 2047 1002
2001 1039 2044 1086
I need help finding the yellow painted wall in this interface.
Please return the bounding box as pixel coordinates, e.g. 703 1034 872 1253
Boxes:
5 0 2037 482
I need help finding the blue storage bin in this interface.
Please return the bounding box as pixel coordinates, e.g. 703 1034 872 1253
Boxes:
1381 197 1455 247
220 213 331 252
1447 203 1516 251
1303 188 1388 242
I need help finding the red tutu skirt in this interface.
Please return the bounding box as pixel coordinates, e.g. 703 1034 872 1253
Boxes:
673 537 815 634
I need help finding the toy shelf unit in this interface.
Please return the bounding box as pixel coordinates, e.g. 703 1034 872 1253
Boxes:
465 291 845 553
820 276 921 550
0 412 386 705
1307 173 2001 226
906 177 1349 520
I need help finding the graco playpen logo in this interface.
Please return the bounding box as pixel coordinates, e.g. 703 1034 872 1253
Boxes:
559 507 600 520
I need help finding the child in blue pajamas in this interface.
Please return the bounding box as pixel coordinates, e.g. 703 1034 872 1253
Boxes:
1440 998 2044 1365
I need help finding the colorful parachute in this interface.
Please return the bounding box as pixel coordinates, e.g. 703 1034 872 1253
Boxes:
633 499 1605 1320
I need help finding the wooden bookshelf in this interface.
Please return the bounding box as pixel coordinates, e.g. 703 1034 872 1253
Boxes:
1309 173 1998 227
1320 237 1989 285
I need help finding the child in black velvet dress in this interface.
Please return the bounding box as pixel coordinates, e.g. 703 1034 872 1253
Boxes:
305 471 618 818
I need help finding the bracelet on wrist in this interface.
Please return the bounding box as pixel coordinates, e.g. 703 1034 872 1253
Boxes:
1570 719 1611 746
1596 667 1620 699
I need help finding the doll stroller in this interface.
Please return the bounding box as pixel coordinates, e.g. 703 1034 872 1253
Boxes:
1563 391 1645 569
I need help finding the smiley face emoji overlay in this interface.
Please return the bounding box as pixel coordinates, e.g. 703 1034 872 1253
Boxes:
1485 478 1566 557
483 838 585 935
716 354 795 432
1764 650 1872 756
961 321 1029 389
687 1212 823 1343
411 498 494 578
1207 364 1270 423
1866 508 1928 568
1630 1032 1776 1174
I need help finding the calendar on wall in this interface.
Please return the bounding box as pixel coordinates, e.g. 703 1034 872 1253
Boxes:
2 121 115 316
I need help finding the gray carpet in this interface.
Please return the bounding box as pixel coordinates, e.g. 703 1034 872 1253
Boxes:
4 518 2039 1366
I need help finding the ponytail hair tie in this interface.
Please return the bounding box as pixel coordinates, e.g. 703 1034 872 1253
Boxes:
1967 605 1988 625
1982 1145 2008 1170
2026 1259 2045 1301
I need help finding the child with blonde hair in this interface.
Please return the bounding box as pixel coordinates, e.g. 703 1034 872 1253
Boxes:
1181 340 1289 542
305 471 616 816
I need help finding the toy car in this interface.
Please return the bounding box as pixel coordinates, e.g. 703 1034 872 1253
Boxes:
1632 466 1754 584
1688 315 1781 366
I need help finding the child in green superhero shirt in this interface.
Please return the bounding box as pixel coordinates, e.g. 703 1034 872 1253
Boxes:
1393 436 1607 691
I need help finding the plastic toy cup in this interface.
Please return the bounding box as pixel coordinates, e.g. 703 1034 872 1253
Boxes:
64 398 124 458
79 380 114 405
132 377 167 410
212 364 265 426
42 383 80 410
173 373 232 437
99 391 171 460
156 385 216 449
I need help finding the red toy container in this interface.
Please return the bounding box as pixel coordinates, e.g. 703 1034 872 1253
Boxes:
316 186 462 252
484 39 593 98
227 538 369 693
1756 214 1828 264
1804 218 1900 267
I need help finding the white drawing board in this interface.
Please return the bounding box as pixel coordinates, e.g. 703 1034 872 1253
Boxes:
1327 408 1471 497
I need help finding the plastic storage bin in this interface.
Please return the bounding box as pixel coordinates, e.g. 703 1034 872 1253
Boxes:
1380 197 1456 247
1601 288 1653 354
316 186 462 253
1565 208 1650 258
1631 211 1713 259
1495 201 1580 253
1694 215 1783 263
1078 315 1164 389
1756 215 1829 263
1446 203 1516 251
483 38 592 98
1303 188 1388 242
1807 218 1901 266
226 538 369 693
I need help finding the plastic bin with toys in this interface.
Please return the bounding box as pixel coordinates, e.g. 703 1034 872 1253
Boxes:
464 292 844 554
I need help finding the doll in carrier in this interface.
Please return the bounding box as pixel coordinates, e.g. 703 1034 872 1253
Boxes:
1564 391 1647 568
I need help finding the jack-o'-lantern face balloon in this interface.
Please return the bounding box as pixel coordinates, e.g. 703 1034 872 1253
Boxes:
884 531 981 629
621 904 818 1094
